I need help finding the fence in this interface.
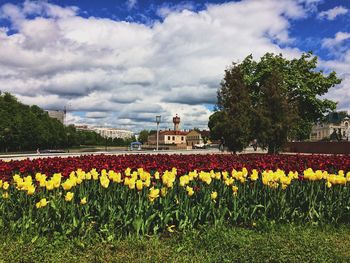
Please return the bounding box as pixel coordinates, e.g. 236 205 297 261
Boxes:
284 142 350 154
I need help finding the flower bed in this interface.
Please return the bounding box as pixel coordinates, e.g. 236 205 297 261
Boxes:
1 153 350 180
0 154 349 236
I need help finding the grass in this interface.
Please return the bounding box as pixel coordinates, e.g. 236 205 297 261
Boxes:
1 224 350 263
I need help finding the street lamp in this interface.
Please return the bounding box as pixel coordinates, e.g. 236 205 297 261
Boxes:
156 115 161 151
66 132 70 153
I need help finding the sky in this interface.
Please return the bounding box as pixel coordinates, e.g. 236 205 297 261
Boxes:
0 0 349 132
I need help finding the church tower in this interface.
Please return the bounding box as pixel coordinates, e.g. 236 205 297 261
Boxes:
173 114 180 131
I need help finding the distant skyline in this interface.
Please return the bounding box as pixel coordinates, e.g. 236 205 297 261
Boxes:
0 0 349 131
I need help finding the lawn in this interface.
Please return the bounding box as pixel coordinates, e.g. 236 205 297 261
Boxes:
1 225 349 263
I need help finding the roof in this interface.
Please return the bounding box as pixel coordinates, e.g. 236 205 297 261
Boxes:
160 130 189 136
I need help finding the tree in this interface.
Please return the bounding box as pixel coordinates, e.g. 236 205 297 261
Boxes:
215 65 252 152
239 52 341 140
138 130 149 144
208 111 227 141
209 52 341 153
0 92 108 151
254 71 298 153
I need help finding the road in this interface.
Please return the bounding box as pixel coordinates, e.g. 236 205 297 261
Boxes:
0 147 267 161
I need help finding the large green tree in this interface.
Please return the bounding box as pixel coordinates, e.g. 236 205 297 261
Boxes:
240 52 341 140
254 71 298 153
214 65 252 152
209 52 341 153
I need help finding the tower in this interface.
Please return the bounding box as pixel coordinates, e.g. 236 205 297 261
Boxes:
173 114 180 131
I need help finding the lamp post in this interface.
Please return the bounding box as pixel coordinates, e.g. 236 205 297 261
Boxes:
156 115 161 151
105 136 108 152
66 132 70 153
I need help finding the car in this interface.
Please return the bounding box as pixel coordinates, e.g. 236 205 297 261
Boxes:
193 143 206 149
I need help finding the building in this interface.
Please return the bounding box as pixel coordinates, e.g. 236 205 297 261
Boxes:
46 110 65 124
92 127 133 139
148 130 188 145
147 115 203 148
75 125 93 132
148 115 187 146
310 113 350 141
186 130 203 146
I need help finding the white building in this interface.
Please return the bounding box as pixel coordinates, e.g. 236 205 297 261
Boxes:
46 110 65 124
93 127 133 139
310 117 350 141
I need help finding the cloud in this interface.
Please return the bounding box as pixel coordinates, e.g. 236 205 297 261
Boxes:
321 46 350 112
85 111 110 119
0 0 343 131
322 31 350 56
318 6 349 20
156 2 197 18
163 85 217 105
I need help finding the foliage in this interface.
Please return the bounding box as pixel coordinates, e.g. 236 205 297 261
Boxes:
215 66 251 152
0 92 133 151
0 93 66 151
138 130 150 144
210 52 341 153
253 71 298 153
208 111 226 141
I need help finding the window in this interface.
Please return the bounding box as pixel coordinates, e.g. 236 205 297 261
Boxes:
181 136 184 141
168 136 170 140
172 136 175 140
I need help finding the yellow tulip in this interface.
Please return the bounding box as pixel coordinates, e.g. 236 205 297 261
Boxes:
39 179 46 187
125 167 131 176
186 186 194 197
36 198 48 208
154 171 160 180
160 187 167 197
136 179 143 191
13 174 21 182
100 176 110 188
65 192 74 202
92 172 99 180
179 175 189 187
40 198 48 207
2 192 9 199
62 179 73 191
148 188 160 202
326 181 332 188
128 178 136 190
232 185 238 193
250 170 259 181
27 185 35 195
211 191 218 200
3 182 9 190
167 225 176 233
80 197 87 205
45 180 54 191
85 172 92 180
144 179 151 187
0 180 2 188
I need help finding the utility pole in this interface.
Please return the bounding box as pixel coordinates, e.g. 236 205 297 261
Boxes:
156 115 161 151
